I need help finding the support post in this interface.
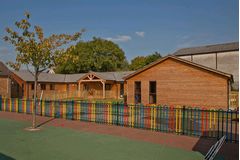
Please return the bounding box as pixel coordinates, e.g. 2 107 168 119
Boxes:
101 81 105 99
78 81 81 98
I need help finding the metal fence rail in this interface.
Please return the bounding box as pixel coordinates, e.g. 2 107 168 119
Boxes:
0 98 238 143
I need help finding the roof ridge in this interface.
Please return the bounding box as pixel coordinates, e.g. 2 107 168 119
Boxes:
179 42 239 50
112 72 117 81
173 42 239 56
124 55 233 80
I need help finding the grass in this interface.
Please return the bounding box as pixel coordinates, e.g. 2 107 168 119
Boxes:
0 118 204 160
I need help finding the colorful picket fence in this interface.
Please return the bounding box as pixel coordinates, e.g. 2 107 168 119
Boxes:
0 98 238 143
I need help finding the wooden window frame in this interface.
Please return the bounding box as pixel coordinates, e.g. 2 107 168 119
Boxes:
134 81 141 104
50 84 55 90
31 83 34 90
105 84 112 90
149 81 157 104
40 84 46 90
120 83 124 97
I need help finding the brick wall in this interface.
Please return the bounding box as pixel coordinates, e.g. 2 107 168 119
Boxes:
126 58 229 109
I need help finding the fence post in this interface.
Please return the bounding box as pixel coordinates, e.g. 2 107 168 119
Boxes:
40 99 42 116
72 100 74 120
116 102 119 126
182 106 185 135
0 96 2 111
217 110 220 139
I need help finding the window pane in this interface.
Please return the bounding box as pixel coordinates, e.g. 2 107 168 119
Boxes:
149 81 156 93
149 94 156 104
134 81 141 103
149 81 156 104
50 84 55 90
41 84 46 90
105 84 112 90
135 81 141 93
31 84 34 90
120 83 124 97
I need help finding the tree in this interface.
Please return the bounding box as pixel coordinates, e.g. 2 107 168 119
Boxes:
129 56 146 70
3 12 84 129
55 37 129 73
145 52 162 65
129 52 162 70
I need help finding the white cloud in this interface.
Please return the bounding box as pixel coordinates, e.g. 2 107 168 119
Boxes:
106 35 131 42
135 31 145 37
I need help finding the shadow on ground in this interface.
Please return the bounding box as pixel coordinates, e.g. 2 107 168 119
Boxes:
0 153 15 160
192 131 239 160
36 118 55 128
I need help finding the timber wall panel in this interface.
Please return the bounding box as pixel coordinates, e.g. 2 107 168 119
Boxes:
126 58 228 109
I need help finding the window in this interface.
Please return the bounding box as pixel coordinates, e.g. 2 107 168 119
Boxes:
149 81 156 104
40 84 46 90
83 84 89 91
105 84 112 90
31 84 34 90
134 81 141 104
22 84 24 95
50 84 55 90
120 83 124 97
66 84 69 91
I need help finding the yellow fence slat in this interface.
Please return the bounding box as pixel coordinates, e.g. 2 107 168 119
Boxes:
52 101 55 117
63 102 66 119
16 99 18 113
24 99 26 113
42 101 45 116
154 108 157 130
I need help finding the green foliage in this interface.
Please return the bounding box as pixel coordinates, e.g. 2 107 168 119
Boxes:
3 11 84 128
55 37 129 73
3 11 84 74
129 52 162 70
129 56 146 71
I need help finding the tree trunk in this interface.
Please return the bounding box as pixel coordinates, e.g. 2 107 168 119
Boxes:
32 72 38 128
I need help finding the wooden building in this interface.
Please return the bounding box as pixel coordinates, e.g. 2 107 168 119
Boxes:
173 42 239 108
11 70 133 100
0 61 11 98
124 56 233 109
0 42 237 109
173 42 238 91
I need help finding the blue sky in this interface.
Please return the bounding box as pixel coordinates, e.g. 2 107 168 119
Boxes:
0 0 238 63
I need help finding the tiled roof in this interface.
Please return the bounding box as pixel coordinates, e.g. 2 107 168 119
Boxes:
94 71 135 81
0 61 10 76
173 42 239 56
64 73 85 82
12 70 68 82
12 70 134 83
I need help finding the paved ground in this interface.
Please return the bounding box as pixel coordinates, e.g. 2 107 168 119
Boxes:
0 117 202 160
0 111 238 160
